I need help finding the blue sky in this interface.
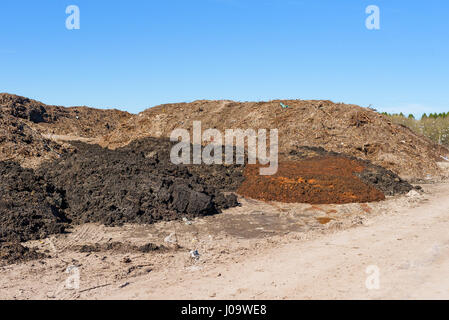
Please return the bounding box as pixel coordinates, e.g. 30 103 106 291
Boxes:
1 0 448 115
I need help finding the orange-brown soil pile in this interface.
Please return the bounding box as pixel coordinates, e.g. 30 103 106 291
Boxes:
238 157 386 204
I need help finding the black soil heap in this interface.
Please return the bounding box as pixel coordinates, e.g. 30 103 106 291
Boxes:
37 138 241 227
0 161 68 243
1 138 242 250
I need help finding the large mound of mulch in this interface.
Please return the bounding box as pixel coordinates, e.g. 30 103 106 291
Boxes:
100 99 449 181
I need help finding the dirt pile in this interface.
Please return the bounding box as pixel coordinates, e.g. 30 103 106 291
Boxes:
123 137 245 192
36 138 240 227
0 134 244 265
0 93 131 136
0 93 131 168
238 147 415 204
0 161 68 243
0 243 47 267
71 242 167 254
100 100 449 181
2 94 447 181
238 159 384 204
0 138 241 264
0 112 72 167
287 146 415 196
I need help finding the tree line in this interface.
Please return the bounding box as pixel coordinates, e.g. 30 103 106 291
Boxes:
381 112 449 120
380 112 449 146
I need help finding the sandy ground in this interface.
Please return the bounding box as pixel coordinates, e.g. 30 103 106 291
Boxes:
1 183 448 300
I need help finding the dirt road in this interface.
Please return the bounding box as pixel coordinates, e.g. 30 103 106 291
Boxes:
2 184 449 300
104 184 449 300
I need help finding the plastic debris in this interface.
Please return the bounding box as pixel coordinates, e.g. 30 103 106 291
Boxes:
164 232 178 244
190 250 200 260
118 282 130 289
406 190 421 198
280 102 290 109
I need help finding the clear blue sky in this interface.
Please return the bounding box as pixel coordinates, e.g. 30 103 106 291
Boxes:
1 0 448 115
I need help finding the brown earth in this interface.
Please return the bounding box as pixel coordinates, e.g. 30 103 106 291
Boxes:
238 158 386 204
0 93 131 138
0 242 46 267
237 145 415 205
0 93 132 168
287 146 416 196
100 100 449 181
0 113 72 168
70 242 167 254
